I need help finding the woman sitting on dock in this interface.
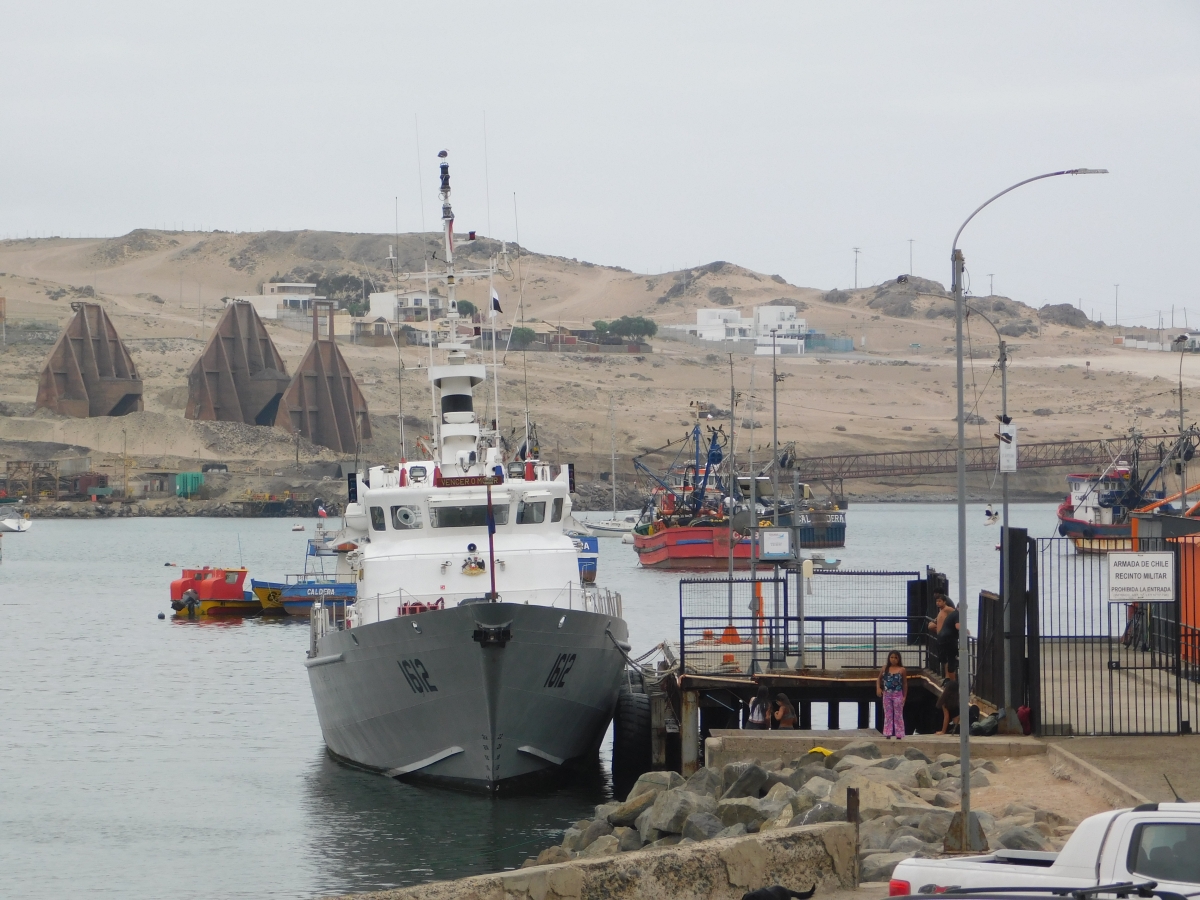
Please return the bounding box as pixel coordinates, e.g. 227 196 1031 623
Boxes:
876 650 908 739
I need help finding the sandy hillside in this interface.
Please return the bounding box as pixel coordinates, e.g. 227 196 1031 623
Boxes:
0 230 1188 502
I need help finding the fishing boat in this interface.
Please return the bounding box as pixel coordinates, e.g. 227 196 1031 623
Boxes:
631 425 752 569
280 525 357 616
251 579 286 615
1056 434 1186 552
303 151 629 791
169 566 260 617
292 523 306 532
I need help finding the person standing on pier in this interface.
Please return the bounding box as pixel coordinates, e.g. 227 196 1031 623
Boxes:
747 686 771 729
772 693 798 730
877 651 908 739
928 594 959 679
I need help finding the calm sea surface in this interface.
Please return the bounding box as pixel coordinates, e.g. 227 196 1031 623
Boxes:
0 502 1058 899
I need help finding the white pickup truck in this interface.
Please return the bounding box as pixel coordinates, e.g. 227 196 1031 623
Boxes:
890 804 1200 896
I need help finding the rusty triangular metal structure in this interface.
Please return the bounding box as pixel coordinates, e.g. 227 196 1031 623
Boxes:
186 300 291 426
36 302 143 417
274 301 371 453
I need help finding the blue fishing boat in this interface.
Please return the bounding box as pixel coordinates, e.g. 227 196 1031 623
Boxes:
280 526 357 616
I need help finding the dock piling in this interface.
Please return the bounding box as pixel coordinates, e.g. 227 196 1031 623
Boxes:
681 690 700 775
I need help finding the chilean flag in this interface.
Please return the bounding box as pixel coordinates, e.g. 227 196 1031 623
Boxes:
490 288 503 317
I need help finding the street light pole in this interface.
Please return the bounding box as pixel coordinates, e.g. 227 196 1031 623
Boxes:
949 167 1107 851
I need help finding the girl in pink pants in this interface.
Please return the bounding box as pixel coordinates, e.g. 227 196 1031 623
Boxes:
877 650 908 739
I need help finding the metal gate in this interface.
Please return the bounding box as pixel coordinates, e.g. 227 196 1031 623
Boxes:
1035 537 1200 736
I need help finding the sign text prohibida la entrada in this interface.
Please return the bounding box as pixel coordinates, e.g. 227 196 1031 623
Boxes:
1107 551 1175 603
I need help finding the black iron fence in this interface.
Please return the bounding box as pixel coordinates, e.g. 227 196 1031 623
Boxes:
1033 536 1200 736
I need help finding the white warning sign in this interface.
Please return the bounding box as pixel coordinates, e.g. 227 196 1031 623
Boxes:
1107 551 1175 602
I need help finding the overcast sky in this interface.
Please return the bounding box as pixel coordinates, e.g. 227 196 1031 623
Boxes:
2 2 1197 326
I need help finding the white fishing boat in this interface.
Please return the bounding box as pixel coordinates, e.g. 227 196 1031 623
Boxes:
0 510 32 533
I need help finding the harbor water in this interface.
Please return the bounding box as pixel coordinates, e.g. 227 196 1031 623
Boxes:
0 502 1057 899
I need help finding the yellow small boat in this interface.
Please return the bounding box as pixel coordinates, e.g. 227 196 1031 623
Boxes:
252 580 286 616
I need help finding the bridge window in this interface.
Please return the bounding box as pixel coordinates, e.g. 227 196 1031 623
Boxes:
429 504 509 528
370 507 386 531
551 498 564 523
517 501 546 524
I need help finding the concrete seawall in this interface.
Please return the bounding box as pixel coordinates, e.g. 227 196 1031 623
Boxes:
332 821 855 900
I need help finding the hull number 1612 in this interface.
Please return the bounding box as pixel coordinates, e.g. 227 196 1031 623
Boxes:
545 653 576 688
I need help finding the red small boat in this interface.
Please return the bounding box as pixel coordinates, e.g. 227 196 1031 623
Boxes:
169 566 259 617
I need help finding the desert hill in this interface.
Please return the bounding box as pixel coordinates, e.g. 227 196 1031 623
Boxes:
0 230 1186 505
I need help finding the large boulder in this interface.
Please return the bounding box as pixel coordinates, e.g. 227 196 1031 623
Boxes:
627 770 684 801
682 811 725 841
560 820 590 851
594 801 620 821
635 807 662 845
891 834 936 854
999 825 1053 851
830 773 903 817
713 822 748 840
607 789 659 827
535 845 573 866
723 763 769 799
716 796 776 829
904 747 933 763
861 816 899 850
613 826 642 852
683 766 724 799
861 852 912 882
833 755 878 774
829 741 881 765
796 801 847 826
647 788 718 834
918 810 955 843
803 777 833 799
578 834 620 859
576 818 613 851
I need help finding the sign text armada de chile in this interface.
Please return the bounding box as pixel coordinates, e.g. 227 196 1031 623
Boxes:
1106 551 1175 603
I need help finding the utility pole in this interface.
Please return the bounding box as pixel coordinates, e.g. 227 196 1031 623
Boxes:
1115 284 1120 327
908 239 914 276
853 248 861 289
988 274 995 296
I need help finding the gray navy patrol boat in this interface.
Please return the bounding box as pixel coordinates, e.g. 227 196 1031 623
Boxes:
304 151 629 791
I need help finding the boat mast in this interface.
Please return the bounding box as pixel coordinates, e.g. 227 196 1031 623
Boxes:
610 394 617 516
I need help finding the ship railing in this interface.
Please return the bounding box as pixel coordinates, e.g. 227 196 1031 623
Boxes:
356 587 424 624
549 582 624 618
308 599 335 657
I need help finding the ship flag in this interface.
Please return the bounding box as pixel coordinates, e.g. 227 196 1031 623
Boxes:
490 288 503 316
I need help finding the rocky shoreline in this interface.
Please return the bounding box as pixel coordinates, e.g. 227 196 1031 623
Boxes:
22 499 249 518
521 740 1076 883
